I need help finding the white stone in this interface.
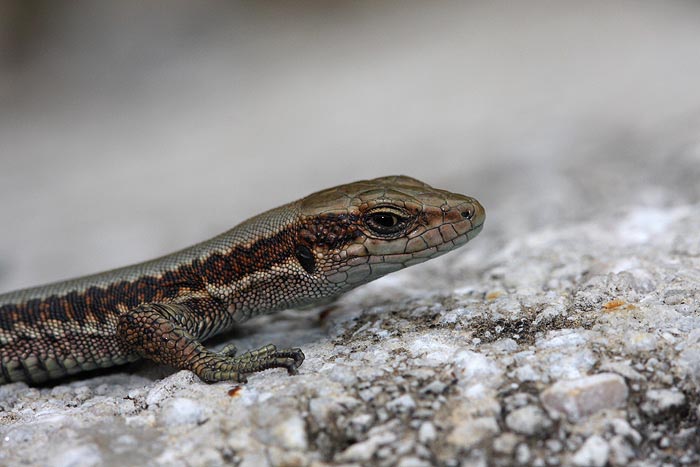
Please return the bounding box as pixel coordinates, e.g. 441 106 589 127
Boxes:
418 421 437 444
387 394 416 412
158 397 207 426
447 416 500 449
505 405 553 436
640 389 687 418
571 435 610 467
397 456 432 467
54 444 102 467
272 414 308 451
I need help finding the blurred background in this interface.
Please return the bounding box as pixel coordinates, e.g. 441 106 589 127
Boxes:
1 0 700 292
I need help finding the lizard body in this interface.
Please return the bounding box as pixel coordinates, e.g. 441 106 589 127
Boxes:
0 176 484 384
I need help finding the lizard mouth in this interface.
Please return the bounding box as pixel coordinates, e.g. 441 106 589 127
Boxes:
377 219 485 265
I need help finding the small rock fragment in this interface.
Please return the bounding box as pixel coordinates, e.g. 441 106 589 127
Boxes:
640 388 687 419
387 394 416 413
505 405 553 436
420 380 448 395
418 421 437 444
540 373 628 421
158 397 207 426
571 435 610 467
492 433 520 455
54 444 103 467
272 414 308 451
447 416 500 449
607 418 642 445
515 443 531 465
608 435 635 466
397 456 432 467
598 362 645 382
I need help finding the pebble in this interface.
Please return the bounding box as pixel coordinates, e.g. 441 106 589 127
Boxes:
515 443 532 465
514 364 540 382
418 421 437 444
447 416 500 449
348 413 374 434
54 444 103 467
598 362 645 382
309 396 361 425
678 345 700 384
158 398 207 426
608 435 635 466
492 433 520 455
640 389 687 419
540 373 628 421
571 435 610 467
336 422 398 463
546 439 563 453
607 418 642 445
505 405 553 436
272 414 308 451
420 380 448 395
397 457 432 467
386 394 416 413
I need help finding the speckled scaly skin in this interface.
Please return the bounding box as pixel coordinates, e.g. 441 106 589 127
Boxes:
0 176 485 385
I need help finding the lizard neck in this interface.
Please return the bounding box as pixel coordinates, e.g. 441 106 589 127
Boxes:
196 202 344 322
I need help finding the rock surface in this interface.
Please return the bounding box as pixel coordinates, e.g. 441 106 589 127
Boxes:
2 3 700 467
3 159 699 466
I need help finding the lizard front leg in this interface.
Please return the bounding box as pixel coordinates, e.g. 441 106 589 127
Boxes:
116 302 304 383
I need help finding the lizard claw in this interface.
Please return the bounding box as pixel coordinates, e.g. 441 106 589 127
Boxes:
196 344 305 383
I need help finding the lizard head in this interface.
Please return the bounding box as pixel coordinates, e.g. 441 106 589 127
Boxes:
296 175 485 292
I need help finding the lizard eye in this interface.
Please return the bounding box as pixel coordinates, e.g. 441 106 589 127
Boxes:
363 208 410 236
370 213 398 228
295 245 316 274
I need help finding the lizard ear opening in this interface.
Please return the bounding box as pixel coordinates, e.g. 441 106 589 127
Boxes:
295 245 316 274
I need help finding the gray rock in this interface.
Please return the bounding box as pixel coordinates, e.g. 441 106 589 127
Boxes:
541 373 628 421
505 405 553 436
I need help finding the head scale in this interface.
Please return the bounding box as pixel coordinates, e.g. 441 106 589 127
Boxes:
295 175 485 292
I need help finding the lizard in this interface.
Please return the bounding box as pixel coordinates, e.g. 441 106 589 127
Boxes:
0 175 485 385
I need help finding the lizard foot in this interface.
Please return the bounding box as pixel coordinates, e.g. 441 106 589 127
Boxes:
195 344 305 383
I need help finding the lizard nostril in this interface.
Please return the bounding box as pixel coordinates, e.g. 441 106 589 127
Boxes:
461 208 474 220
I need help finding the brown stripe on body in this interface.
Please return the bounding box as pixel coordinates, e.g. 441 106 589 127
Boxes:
0 221 308 331
0 220 310 382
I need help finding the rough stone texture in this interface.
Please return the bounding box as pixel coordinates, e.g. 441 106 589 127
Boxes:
2 2 700 467
505 405 553 436
640 389 688 420
541 373 629 422
571 435 610 467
